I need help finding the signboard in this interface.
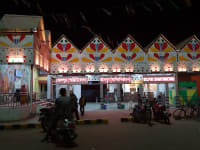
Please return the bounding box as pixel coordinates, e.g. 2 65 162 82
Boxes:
56 77 88 84
100 76 131 84
143 76 175 83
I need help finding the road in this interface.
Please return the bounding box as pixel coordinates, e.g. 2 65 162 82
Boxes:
1 110 200 150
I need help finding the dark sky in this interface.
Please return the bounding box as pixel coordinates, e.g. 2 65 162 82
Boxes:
0 0 199 49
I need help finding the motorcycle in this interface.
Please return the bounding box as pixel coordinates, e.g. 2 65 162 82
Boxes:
130 103 152 126
152 103 171 124
39 103 55 132
39 104 78 146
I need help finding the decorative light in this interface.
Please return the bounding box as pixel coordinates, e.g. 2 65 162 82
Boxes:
86 67 95 73
58 67 68 73
112 67 120 72
193 67 200 71
125 68 133 72
72 68 81 73
164 66 173 72
151 66 160 72
99 67 108 72
178 67 187 72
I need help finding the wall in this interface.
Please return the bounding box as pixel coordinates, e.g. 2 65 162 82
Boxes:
178 73 200 97
0 104 36 121
191 75 200 96
0 64 31 93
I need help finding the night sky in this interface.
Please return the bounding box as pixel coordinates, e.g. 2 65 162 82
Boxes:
0 0 199 49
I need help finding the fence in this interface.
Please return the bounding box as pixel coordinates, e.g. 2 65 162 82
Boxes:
0 92 46 108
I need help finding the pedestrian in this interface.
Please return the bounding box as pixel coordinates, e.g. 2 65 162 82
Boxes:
79 96 86 116
70 91 80 120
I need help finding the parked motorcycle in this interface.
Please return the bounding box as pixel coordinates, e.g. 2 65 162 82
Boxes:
130 103 152 126
152 103 171 124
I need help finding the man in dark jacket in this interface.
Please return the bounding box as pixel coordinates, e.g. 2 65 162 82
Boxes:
42 88 72 142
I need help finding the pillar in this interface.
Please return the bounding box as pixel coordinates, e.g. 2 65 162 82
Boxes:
100 84 104 108
175 72 180 107
165 83 169 107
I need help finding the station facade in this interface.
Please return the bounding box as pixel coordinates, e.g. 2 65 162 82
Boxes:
0 14 200 107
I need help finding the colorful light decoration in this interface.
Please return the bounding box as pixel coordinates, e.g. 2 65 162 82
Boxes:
86 67 95 73
151 66 160 72
99 67 108 72
164 66 173 72
85 64 95 73
178 67 187 72
72 68 81 73
58 67 68 73
192 66 200 71
112 67 121 72
6 56 25 63
125 67 133 72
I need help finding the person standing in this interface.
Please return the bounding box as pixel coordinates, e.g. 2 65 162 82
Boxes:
79 96 86 116
70 91 80 120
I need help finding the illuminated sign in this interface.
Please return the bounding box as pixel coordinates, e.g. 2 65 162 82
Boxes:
7 56 25 63
143 76 175 82
56 77 88 84
100 76 131 83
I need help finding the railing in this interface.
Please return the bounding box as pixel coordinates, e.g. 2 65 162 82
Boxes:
0 92 47 108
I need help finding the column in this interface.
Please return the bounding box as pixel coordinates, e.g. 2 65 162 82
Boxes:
165 83 169 107
175 72 179 108
100 84 104 108
47 75 51 100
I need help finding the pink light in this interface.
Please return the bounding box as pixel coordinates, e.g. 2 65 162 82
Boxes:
56 77 88 84
143 76 175 82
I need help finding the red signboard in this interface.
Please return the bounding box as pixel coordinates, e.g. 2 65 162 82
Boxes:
56 77 88 84
143 76 175 83
100 76 131 83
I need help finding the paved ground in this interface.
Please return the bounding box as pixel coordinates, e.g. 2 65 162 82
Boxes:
1 109 200 150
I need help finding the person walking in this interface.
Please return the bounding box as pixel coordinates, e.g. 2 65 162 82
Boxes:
70 91 80 120
79 96 86 116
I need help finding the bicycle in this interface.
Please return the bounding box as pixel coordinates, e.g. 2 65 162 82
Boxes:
173 104 199 120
